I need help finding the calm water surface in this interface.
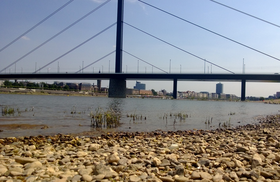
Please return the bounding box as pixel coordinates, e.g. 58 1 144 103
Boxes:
0 94 279 137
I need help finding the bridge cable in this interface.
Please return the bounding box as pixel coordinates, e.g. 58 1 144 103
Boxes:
33 23 116 73
76 50 115 73
124 22 234 74
138 0 280 63
210 0 280 29
0 0 74 53
123 50 168 73
0 0 111 73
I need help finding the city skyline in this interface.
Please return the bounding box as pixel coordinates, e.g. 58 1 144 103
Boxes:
1 0 280 97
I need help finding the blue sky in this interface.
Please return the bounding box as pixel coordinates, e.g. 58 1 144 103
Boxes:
1 0 280 97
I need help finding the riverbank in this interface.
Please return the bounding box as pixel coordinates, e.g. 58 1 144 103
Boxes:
0 115 280 181
0 88 108 97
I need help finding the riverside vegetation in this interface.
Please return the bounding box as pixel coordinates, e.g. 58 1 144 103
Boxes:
0 115 280 181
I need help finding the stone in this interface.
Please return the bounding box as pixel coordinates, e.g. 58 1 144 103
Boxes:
166 153 178 161
199 172 212 180
95 163 118 178
23 168 35 176
15 157 37 164
25 176 38 182
129 174 141 182
92 174 105 181
82 174 93 182
213 173 223 182
169 144 179 150
160 176 174 182
153 157 161 167
24 161 42 169
0 165 7 175
175 165 185 176
76 151 87 157
251 153 262 168
78 168 93 175
10 171 23 176
108 153 120 163
139 172 148 180
198 158 210 166
71 175 82 182
89 143 100 151
260 171 273 178
174 175 189 182
236 145 249 152
229 171 239 181
191 171 201 179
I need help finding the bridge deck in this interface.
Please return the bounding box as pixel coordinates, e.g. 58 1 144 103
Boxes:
0 73 280 82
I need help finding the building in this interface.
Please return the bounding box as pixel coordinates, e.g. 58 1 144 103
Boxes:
126 88 140 95
97 80 101 92
220 93 227 100
66 83 79 90
216 83 223 95
134 81 145 90
211 93 219 99
139 90 152 95
276 92 280 98
79 83 92 91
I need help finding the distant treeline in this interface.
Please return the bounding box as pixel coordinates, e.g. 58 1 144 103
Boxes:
2 80 76 91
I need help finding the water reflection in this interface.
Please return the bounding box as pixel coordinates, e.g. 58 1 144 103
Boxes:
107 98 124 115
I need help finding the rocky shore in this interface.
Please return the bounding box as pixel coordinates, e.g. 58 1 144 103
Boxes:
1 115 280 182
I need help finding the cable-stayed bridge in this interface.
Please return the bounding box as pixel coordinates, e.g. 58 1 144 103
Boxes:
1 0 280 101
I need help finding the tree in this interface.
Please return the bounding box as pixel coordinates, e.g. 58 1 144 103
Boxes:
151 89 157 96
63 85 69 90
3 80 12 87
260 97 265 101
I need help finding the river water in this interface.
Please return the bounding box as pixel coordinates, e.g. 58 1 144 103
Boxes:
0 94 279 137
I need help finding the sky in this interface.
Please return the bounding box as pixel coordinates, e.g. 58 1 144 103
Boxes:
1 0 280 97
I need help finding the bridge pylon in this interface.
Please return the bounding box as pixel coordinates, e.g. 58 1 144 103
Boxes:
108 0 126 98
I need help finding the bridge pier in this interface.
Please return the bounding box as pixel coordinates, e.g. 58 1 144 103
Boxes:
108 78 126 98
173 79 177 99
241 79 246 101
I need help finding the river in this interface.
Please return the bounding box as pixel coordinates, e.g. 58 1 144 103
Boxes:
0 94 279 137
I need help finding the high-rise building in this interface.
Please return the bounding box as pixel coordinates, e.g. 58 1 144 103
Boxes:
134 81 146 90
97 80 101 92
216 83 223 94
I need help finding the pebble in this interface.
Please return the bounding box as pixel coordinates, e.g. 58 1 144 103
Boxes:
0 115 280 181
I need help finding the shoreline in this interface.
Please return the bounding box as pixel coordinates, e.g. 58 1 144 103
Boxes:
2 87 280 103
0 115 280 181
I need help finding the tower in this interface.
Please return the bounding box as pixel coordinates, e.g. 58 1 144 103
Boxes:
216 83 223 94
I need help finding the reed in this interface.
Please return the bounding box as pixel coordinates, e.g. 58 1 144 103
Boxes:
2 106 15 116
90 107 121 128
